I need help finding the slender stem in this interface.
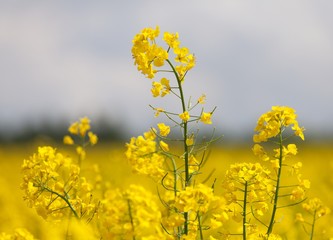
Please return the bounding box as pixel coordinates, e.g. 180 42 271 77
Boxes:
127 199 136 240
170 157 178 198
243 181 248 240
44 187 79 219
166 59 190 236
309 210 316 240
197 213 204 240
266 128 283 235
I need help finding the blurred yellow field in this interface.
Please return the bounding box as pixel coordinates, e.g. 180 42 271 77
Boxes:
0 142 332 239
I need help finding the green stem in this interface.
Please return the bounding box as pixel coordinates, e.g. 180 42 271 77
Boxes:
127 199 136 240
166 59 190 236
243 181 248 240
266 129 283 235
198 213 204 240
44 187 79 219
170 157 178 198
309 210 316 240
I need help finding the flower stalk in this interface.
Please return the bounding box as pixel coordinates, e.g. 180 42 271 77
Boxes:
266 127 284 235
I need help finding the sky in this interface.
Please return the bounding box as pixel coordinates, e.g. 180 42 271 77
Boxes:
1 1 333 140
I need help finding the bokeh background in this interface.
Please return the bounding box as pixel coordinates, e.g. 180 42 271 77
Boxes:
1 1 333 142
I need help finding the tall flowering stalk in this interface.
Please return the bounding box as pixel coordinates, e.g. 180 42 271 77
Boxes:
128 26 219 238
252 106 307 236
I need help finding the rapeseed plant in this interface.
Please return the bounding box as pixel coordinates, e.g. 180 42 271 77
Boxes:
129 26 219 238
0 26 330 240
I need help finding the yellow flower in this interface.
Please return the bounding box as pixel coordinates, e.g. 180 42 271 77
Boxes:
253 106 304 142
154 107 164 117
188 155 199 173
76 146 86 160
290 186 305 201
63 135 74 145
160 77 171 96
157 123 170 137
175 184 214 214
179 111 190 122
252 144 269 161
125 130 166 180
151 81 163 97
163 31 180 49
197 94 206 104
132 26 169 79
79 117 91 136
174 47 190 63
159 140 169 152
68 122 79 135
186 135 194 146
200 112 212 124
88 131 98 145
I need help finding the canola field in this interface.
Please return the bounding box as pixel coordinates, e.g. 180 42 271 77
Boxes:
0 142 332 239
1 26 333 240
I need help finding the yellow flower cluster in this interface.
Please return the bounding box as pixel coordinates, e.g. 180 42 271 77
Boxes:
223 162 273 218
63 116 98 162
132 26 167 79
302 197 331 219
125 129 168 180
162 184 229 239
131 26 195 81
253 106 304 143
64 117 98 145
99 185 167 239
151 78 171 97
21 146 97 222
